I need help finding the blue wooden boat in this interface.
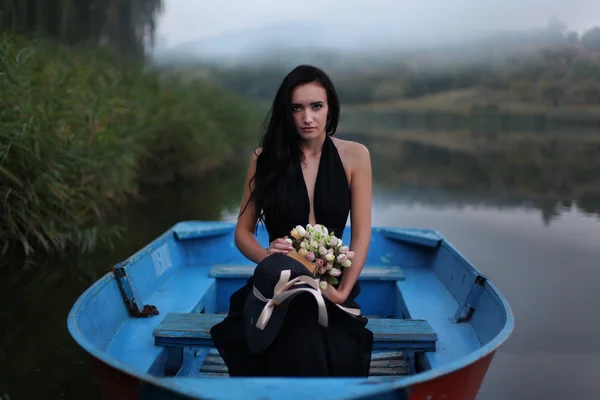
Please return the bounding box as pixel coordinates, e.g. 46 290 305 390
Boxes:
67 221 514 400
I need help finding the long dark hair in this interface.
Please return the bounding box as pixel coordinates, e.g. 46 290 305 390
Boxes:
242 65 341 229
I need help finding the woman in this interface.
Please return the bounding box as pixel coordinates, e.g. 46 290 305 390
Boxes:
210 64 373 377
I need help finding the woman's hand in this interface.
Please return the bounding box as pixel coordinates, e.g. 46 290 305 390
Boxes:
320 283 348 304
266 236 293 256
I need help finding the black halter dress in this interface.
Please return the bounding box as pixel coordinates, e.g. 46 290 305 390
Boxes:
210 136 373 377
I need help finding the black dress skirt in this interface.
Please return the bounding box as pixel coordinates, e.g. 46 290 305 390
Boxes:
210 135 374 376
210 275 373 377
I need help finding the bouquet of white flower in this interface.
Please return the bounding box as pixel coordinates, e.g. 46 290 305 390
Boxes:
285 224 355 290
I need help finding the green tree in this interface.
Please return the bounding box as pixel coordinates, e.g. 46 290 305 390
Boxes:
568 79 600 104
581 27 600 51
1 0 163 60
510 79 535 101
371 82 406 102
539 78 565 106
546 16 568 41
567 31 579 44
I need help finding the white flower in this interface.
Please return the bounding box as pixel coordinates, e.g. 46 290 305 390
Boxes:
339 245 349 254
300 241 307 248
295 225 306 237
325 253 335 262
285 238 293 244
298 248 308 257
319 246 327 256
330 237 338 247
341 259 352 268
322 226 328 236
326 262 333 270
337 254 347 263
319 281 328 290
346 251 355 259
337 239 343 247
329 268 341 277
310 240 319 249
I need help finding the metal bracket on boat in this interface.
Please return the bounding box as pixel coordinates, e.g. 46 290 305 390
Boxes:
451 275 486 323
112 261 159 318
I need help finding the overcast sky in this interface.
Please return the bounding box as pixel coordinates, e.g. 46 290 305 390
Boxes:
156 0 598 48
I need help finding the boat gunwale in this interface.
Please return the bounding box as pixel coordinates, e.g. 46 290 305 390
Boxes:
66 222 515 398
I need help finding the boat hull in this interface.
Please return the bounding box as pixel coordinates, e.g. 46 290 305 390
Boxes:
407 352 496 400
86 352 496 400
67 222 513 400
90 356 140 400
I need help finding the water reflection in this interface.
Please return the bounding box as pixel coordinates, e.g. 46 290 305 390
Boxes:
369 198 600 400
0 166 245 400
341 131 600 225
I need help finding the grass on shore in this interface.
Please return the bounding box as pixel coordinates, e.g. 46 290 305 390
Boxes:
0 34 260 259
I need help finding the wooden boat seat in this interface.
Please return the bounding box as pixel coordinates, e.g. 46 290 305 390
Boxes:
208 264 406 318
209 264 405 281
153 312 437 377
191 348 412 379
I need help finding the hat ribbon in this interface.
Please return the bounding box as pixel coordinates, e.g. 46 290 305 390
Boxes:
253 270 361 331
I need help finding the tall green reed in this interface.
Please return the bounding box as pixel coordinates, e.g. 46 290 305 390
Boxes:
0 35 259 259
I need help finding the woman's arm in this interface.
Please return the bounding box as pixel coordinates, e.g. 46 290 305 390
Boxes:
336 143 372 302
235 149 294 264
234 149 269 264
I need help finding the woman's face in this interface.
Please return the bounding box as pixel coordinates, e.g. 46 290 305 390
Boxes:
291 82 329 140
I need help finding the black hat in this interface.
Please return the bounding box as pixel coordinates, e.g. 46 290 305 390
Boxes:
243 253 329 354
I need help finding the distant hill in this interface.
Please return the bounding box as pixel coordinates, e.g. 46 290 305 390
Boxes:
152 19 600 116
153 21 361 67
152 18 580 69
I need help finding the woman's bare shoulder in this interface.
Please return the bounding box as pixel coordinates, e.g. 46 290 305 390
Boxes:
242 147 263 177
331 137 370 169
247 147 262 164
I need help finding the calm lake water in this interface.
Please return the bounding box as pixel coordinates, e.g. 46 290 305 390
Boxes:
1 130 599 399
